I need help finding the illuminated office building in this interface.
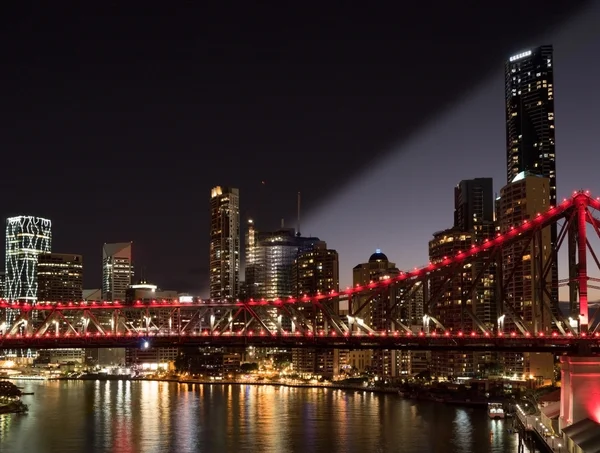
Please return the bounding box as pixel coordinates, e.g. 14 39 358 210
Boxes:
210 186 240 301
245 220 323 300
505 45 558 318
291 243 339 378
102 242 133 302
37 253 83 303
5 216 52 304
496 172 554 381
505 46 556 203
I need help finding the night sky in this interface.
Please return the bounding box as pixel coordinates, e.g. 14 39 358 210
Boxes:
0 2 596 297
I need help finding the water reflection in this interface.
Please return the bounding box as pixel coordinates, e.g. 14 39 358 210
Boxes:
0 381 522 453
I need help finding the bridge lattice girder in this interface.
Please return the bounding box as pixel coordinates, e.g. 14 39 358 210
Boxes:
2 191 600 349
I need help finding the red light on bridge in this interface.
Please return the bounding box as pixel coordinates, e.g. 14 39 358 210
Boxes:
470 332 476 337
418 331 424 337
525 332 531 337
457 332 463 337
497 332 503 337
538 332 545 337
511 332 516 337
484 332 490 337
444 331 450 337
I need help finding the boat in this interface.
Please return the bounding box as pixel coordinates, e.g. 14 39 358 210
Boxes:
488 402 505 419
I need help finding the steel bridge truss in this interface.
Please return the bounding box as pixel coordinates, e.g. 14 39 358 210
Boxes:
2 191 600 349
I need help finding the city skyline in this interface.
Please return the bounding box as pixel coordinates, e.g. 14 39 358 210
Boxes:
0 2 597 296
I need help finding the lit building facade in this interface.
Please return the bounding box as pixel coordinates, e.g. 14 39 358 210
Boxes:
37 253 83 302
505 46 556 203
454 178 496 329
497 173 554 378
352 251 397 378
5 216 52 304
0 272 4 299
497 173 553 333
210 186 240 301
429 229 476 378
505 45 558 319
291 243 339 378
245 221 323 300
102 242 133 302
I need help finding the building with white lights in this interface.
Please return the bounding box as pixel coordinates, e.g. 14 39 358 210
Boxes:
5 216 52 304
102 242 133 302
210 186 240 301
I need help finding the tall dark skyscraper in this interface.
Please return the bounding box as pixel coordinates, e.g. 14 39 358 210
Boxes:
454 178 494 241
210 186 240 301
505 45 555 203
505 45 558 311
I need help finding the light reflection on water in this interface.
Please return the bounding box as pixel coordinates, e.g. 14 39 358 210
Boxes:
0 381 524 453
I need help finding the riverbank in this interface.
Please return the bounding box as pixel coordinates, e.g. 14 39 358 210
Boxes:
52 375 400 395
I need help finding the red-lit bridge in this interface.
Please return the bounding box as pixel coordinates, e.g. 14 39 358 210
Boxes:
2 190 600 353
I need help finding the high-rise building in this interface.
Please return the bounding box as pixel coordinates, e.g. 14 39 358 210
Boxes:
454 178 496 329
210 186 240 301
37 253 83 302
353 250 405 379
505 45 558 314
497 173 553 333
102 242 133 302
454 178 495 239
5 216 52 303
497 172 554 378
245 220 323 300
291 243 339 378
429 229 478 379
0 272 5 299
505 46 556 203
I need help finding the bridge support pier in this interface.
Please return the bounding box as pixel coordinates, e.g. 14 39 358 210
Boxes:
559 356 600 431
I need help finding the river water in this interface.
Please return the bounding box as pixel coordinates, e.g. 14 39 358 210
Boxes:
0 380 526 453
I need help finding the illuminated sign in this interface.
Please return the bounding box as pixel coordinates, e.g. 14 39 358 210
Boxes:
179 296 194 303
509 50 532 62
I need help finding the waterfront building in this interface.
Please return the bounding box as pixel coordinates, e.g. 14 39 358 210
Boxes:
37 253 83 303
101 242 133 302
291 243 339 379
210 186 240 301
497 173 554 380
505 45 558 322
5 216 52 303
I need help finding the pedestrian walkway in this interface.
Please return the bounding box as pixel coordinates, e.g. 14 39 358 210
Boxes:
515 404 564 452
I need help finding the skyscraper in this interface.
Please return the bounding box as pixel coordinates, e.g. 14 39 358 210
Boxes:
5 216 52 303
505 45 559 322
454 178 496 328
505 45 555 202
102 242 133 301
210 186 240 301
244 220 323 300
291 242 339 378
37 253 83 302
454 178 494 240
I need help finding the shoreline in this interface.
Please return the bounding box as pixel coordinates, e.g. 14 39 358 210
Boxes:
50 376 399 395
12 376 502 409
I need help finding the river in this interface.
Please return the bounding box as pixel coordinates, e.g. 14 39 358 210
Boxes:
0 380 527 453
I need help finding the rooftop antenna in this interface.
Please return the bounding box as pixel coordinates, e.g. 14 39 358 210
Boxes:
281 218 285 228
296 191 301 237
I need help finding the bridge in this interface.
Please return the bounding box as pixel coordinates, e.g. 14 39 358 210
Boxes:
2 190 600 353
